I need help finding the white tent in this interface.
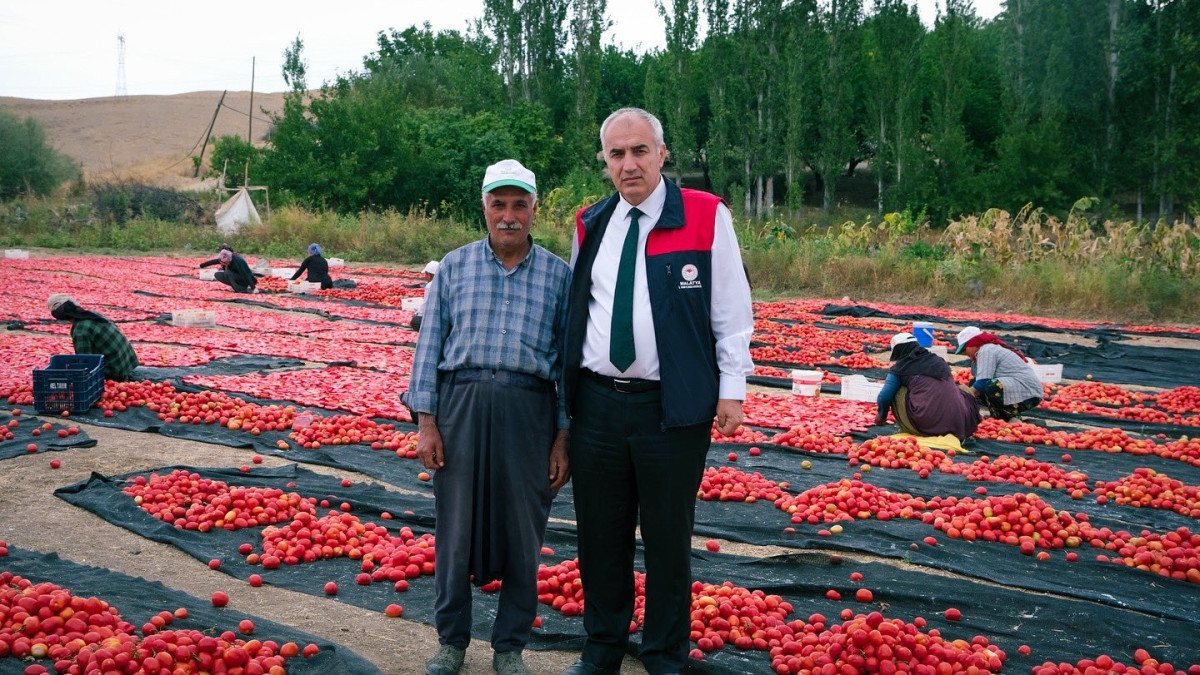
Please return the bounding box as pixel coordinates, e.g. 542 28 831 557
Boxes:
214 187 262 235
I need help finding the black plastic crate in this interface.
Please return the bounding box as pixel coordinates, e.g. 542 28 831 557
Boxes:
33 354 105 414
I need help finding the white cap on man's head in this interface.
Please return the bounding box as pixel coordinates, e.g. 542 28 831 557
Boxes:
955 326 983 353
422 261 440 275
889 332 917 349
482 159 536 195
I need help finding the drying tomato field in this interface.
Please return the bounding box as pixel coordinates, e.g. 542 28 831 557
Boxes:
1 253 1199 675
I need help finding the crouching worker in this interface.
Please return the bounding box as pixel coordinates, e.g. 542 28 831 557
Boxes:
955 326 1043 421
47 294 140 381
409 260 439 332
200 248 257 293
291 243 334 290
876 332 980 442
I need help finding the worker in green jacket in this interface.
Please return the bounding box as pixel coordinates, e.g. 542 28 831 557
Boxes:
47 293 140 381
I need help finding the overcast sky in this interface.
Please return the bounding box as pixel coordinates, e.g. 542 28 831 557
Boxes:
0 0 1002 101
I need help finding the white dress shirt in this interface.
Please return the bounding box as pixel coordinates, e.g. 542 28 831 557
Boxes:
571 179 754 401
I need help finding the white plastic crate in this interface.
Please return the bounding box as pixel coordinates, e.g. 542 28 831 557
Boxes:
4 249 30 259
929 345 949 360
287 280 322 294
171 309 217 329
327 257 345 268
400 297 424 311
198 268 217 281
1031 363 1063 384
841 374 885 402
271 268 298 279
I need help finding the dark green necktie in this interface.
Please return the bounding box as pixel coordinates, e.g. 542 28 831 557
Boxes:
609 207 642 372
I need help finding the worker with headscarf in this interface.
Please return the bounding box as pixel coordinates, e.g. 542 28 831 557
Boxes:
955 326 1044 421
875 332 981 442
199 247 257 293
290 243 334 290
47 294 140 381
410 260 439 331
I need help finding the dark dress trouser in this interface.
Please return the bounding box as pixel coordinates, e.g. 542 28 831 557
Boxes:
432 369 555 653
569 376 711 674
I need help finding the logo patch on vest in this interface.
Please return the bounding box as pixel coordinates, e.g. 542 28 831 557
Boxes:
679 263 702 289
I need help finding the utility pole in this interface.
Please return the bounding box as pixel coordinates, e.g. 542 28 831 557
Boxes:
116 33 127 98
194 90 227 178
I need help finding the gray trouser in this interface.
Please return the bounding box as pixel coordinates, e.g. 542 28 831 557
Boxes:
432 368 555 652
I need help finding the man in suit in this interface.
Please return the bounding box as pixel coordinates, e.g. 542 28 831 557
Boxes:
560 108 754 674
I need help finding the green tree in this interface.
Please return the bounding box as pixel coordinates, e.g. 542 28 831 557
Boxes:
861 0 924 214
813 0 865 216
915 0 989 219
646 0 701 171
209 135 261 188
565 0 610 163
778 0 821 211
0 111 79 199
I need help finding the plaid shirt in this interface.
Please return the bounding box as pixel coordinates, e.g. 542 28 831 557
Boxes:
71 319 140 380
408 237 572 428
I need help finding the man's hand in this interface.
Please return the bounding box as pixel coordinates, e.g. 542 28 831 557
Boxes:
417 414 445 470
714 399 744 437
549 430 570 490
874 414 888 427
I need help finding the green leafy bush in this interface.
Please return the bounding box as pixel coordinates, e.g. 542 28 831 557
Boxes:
0 111 80 199
90 182 206 225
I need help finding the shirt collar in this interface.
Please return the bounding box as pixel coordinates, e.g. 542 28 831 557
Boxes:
482 235 536 271
615 177 666 225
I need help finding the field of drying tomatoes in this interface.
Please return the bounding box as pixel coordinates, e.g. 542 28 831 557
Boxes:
1 253 1199 675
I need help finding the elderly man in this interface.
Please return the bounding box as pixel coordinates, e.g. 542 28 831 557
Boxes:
407 159 572 675
560 108 754 674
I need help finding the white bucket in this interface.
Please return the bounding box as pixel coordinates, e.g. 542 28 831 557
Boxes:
791 369 822 396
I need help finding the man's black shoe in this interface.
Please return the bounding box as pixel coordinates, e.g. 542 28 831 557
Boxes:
560 660 619 675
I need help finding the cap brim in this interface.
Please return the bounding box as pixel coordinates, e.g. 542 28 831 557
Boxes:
954 344 967 354
482 179 535 194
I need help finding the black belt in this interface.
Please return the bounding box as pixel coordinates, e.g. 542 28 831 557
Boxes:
582 368 661 394
448 368 553 393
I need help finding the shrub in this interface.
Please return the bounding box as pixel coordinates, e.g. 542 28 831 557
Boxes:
0 111 80 199
90 182 207 225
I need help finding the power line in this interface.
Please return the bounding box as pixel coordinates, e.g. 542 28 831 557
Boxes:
219 102 273 126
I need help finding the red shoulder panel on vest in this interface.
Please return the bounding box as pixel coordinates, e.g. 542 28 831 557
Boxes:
575 207 588 246
646 189 719 255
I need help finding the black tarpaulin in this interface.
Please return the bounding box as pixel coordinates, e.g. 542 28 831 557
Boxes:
0 546 378 675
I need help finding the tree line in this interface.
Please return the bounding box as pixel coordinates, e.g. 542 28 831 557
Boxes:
218 0 1197 224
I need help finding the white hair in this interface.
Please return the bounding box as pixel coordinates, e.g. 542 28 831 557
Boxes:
481 191 537 208
599 107 666 149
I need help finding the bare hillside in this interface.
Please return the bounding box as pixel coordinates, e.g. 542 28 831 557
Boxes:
0 91 287 188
